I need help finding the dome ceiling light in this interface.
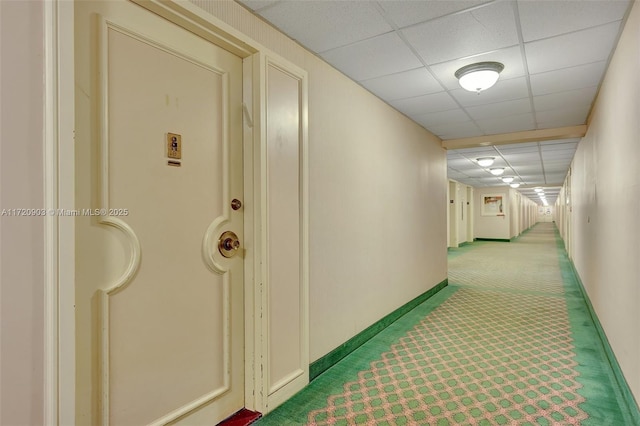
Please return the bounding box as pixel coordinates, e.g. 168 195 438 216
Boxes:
501 176 514 183
510 183 521 188
455 62 505 94
476 157 495 167
489 168 505 176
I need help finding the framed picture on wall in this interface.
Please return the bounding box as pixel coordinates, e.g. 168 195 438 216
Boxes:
481 194 505 216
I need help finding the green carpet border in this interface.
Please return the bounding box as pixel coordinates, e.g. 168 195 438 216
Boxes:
554 228 640 425
309 278 448 381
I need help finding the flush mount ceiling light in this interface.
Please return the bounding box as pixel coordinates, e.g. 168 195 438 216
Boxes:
476 157 495 167
510 183 521 188
455 62 505 93
534 188 543 192
501 176 514 183
489 167 505 176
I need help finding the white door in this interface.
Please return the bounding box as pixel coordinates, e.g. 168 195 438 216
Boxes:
75 1 244 424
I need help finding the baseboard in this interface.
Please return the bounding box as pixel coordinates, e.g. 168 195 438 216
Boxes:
566 257 640 424
473 238 511 242
309 279 448 381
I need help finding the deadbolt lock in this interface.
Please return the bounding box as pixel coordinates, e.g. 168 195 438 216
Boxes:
218 231 241 258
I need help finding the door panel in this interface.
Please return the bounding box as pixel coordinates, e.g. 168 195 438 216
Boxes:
75 2 243 424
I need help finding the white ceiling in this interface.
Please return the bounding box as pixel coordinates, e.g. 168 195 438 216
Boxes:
237 0 632 204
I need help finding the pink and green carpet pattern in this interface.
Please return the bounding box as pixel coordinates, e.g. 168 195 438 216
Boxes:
256 224 636 425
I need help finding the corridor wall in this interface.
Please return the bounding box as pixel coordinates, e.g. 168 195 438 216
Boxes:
448 180 473 248
559 0 640 403
474 187 538 241
188 0 448 363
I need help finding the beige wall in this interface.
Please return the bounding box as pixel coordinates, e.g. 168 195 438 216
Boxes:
566 1 640 401
0 1 45 425
189 0 448 361
474 187 510 240
474 187 538 240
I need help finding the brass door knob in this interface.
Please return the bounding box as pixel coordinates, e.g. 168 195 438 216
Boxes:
218 231 241 258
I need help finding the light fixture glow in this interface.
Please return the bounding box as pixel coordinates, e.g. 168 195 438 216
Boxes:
501 176 514 183
455 62 504 93
489 168 505 176
510 183 521 188
534 188 543 192
476 157 495 167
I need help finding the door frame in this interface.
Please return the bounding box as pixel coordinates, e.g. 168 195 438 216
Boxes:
46 0 308 422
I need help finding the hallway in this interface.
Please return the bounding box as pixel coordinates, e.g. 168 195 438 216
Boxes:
256 223 634 425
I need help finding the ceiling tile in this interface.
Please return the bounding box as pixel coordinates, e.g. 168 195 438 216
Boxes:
530 61 607 96
390 91 458 117
237 0 279 11
359 67 443 101
258 1 392 52
536 107 591 127
402 1 519 65
539 138 580 146
541 152 575 161
545 173 569 184
465 98 531 121
378 0 492 28
430 121 483 140
518 0 629 42
320 32 422 81
525 22 621 74
537 117 587 130
452 146 497 156
533 86 597 112
501 155 540 163
499 153 539 161
413 108 471 127
497 141 540 151
451 77 529 107
232 0 625 185
476 112 536 135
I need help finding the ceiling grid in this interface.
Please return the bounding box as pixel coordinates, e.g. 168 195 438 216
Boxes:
237 0 633 203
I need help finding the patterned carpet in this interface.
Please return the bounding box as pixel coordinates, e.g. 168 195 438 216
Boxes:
256 224 636 425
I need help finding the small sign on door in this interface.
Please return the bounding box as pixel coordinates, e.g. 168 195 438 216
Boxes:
167 133 182 159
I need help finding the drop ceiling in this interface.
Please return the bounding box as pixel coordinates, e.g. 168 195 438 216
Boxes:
236 0 632 204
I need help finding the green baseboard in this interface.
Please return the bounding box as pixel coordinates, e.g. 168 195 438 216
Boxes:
309 279 448 381
474 238 511 242
565 254 640 424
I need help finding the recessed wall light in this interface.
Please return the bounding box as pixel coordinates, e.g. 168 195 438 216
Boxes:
489 168 505 176
455 62 505 93
501 176 514 183
476 157 495 167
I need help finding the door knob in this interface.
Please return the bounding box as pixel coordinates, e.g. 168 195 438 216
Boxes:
218 231 241 258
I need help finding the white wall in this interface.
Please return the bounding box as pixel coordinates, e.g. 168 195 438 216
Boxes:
537 205 554 223
474 187 510 240
0 1 45 424
188 1 447 362
564 1 640 402
473 187 538 240
448 180 473 247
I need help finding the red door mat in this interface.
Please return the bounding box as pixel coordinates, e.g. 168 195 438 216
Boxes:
217 408 262 426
